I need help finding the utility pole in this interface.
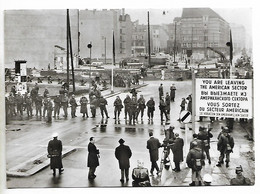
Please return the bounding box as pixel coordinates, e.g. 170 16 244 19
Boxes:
66 9 70 90
174 21 177 63
147 11 151 68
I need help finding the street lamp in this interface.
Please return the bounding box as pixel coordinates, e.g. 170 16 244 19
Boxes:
87 42 92 89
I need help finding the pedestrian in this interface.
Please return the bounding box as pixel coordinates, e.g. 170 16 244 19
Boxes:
60 92 69 118
170 84 176 102
146 131 161 176
216 128 234 167
113 96 123 120
198 126 213 164
47 132 64 176
43 88 49 98
99 95 109 118
165 92 171 116
162 126 175 164
90 96 98 118
46 97 53 123
158 83 164 99
123 94 131 120
129 96 138 125
35 93 43 118
53 94 61 119
24 95 33 118
172 133 184 172
8 92 16 117
146 97 155 121
136 94 146 120
30 86 38 107
230 165 252 185
16 92 23 117
42 94 49 118
159 96 169 122
87 137 100 179
180 97 187 112
69 94 78 118
115 138 132 183
186 141 205 186
187 94 192 114
132 160 151 187
80 95 89 118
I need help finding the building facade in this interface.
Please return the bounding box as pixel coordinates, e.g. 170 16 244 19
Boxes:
230 23 246 54
180 8 230 61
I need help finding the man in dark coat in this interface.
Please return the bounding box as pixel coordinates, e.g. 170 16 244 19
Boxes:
172 133 184 172
47 133 63 176
87 137 100 179
113 96 123 120
159 96 169 122
158 83 164 99
165 92 171 116
146 132 161 176
186 141 205 186
216 129 234 167
115 138 132 183
170 84 176 102
146 97 155 121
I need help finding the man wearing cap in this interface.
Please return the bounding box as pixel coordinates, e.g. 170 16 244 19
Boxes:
115 138 132 183
172 133 184 172
69 94 78 118
146 132 161 176
230 166 251 185
216 129 235 167
87 137 100 179
47 133 63 176
99 95 109 119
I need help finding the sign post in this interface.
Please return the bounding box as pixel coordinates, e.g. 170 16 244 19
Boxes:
179 110 192 156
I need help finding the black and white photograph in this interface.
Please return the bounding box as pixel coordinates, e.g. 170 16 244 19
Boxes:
0 0 259 194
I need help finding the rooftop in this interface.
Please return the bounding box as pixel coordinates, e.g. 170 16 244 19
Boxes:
181 8 226 21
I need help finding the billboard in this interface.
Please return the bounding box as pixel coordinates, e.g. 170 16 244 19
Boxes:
195 78 253 118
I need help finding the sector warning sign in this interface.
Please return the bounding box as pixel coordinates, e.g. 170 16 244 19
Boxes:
195 78 253 118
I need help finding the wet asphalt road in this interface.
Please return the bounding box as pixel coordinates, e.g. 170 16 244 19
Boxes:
5 80 255 188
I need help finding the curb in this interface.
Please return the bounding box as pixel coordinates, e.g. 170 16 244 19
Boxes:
6 147 76 177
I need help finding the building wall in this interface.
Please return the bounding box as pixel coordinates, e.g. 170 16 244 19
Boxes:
4 10 79 69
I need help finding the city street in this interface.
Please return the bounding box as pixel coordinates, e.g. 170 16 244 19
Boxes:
5 80 255 188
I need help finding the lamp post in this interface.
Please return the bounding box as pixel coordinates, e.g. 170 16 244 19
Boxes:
87 42 92 89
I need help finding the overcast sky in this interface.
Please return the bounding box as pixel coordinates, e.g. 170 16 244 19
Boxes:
125 8 252 35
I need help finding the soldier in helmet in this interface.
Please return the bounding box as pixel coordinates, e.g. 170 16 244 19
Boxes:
69 94 78 118
53 94 61 119
35 93 43 118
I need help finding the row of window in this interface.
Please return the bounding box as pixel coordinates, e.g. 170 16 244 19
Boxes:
182 42 219 47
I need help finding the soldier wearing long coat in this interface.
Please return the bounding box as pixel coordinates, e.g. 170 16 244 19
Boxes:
115 138 132 182
80 96 88 118
35 94 43 117
46 98 53 123
69 94 78 118
129 96 138 125
170 84 176 102
136 95 146 120
114 96 123 120
47 133 63 176
172 133 184 172
146 97 155 121
87 137 100 179
123 95 131 120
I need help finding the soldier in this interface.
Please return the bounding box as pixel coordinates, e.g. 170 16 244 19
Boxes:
129 96 138 125
80 95 89 118
158 83 164 99
46 97 53 123
170 84 176 102
60 92 69 118
89 87 96 102
90 96 98 118
16 92 24 117
99 95 109 119
186 141 205 186
35 93 43 118
146 97 155 121
190 134 203 150
180 98 187 112
8 92 16 117
165 92 171 116
113 96 123 120
42 94 49 118
47 133 64 176
53 94 61 119
198 126 213 164
24 95 33 118
216 128 234 168
159 96 169 122
136 95 146 120
123 94 131 120
230 166 252 185
69 94 78 118
130 88 137 98
172 133 184 172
